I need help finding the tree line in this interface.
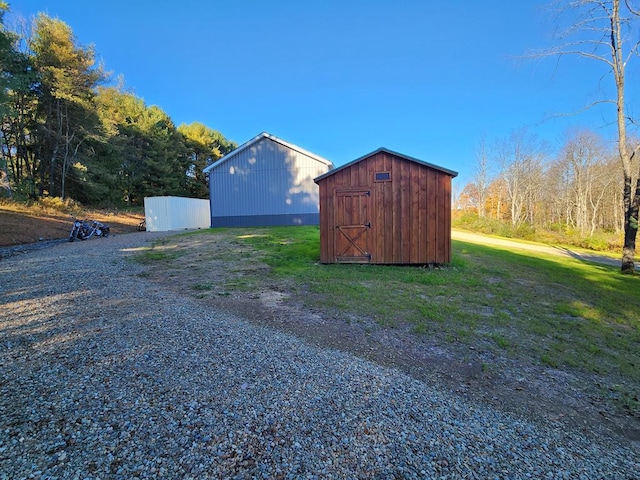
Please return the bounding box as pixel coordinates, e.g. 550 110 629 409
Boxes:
456 129 626 239
0 4 236 206
459 0 640 272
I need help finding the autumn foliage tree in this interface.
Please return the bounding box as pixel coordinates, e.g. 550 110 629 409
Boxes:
457 127 625 243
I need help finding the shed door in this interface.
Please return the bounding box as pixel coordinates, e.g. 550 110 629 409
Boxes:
334 189 371 263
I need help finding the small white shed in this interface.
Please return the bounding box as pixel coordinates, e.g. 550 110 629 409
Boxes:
143 196 210 232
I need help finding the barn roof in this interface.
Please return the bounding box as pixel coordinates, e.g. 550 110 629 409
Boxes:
202 132 334 174
313 147 458 183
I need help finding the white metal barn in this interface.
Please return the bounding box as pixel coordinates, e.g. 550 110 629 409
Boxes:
143 196 210 232
202 132 334 227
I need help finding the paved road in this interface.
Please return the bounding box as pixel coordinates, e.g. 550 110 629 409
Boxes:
452 229 622 268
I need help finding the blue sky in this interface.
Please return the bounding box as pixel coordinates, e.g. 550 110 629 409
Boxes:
8 1 637 188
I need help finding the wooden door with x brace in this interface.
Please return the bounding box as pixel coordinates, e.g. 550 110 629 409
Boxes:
333 188 371 263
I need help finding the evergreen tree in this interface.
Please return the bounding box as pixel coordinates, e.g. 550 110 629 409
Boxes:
0 2 40 198
178 122 236 198
31 13 106 199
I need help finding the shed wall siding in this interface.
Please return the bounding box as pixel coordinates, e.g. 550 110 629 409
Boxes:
317 151 453 264
212 213 319 228
208 137 329 226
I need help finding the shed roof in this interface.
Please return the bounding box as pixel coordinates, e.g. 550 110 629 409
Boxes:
203 132 334 174
313 147 458 183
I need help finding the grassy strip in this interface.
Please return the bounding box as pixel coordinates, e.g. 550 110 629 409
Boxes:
135 237 186 264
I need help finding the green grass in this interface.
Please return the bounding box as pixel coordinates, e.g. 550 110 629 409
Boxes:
236 226 321 274
133 238 186 264
142 225 640 415
136 249 183 263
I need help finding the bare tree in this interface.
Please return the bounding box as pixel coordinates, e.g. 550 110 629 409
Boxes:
496 130 547 228
473 136 492 218
543 151 573 228
558 131 615 236
538 0 640 272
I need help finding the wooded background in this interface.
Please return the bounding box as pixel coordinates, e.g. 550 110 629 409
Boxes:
2 2 638 257
0 8 236 206
455 129 625 239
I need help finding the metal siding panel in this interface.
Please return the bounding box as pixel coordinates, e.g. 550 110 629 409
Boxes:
208 137 330 223
212 213 320 227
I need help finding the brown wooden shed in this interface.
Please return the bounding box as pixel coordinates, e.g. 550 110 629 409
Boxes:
313 148 458 265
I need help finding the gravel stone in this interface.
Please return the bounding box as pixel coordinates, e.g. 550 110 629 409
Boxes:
0 232 638 479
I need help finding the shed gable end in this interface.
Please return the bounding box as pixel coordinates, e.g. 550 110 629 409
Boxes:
208 134 333 227
316 150 454 264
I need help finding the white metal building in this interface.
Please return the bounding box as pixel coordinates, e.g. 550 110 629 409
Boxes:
143 196 210 232
202 132 334 227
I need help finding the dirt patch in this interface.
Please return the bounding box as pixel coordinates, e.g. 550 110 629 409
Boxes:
0 203 143 249
137 231 640 448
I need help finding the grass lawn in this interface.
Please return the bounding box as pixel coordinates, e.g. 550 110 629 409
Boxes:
140 225 640 415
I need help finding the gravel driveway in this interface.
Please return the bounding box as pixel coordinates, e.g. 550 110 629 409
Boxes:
1 232 638 479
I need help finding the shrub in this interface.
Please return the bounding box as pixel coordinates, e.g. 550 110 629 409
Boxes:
37 196 82 214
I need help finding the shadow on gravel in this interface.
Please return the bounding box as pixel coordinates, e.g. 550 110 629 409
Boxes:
0 239 68 260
